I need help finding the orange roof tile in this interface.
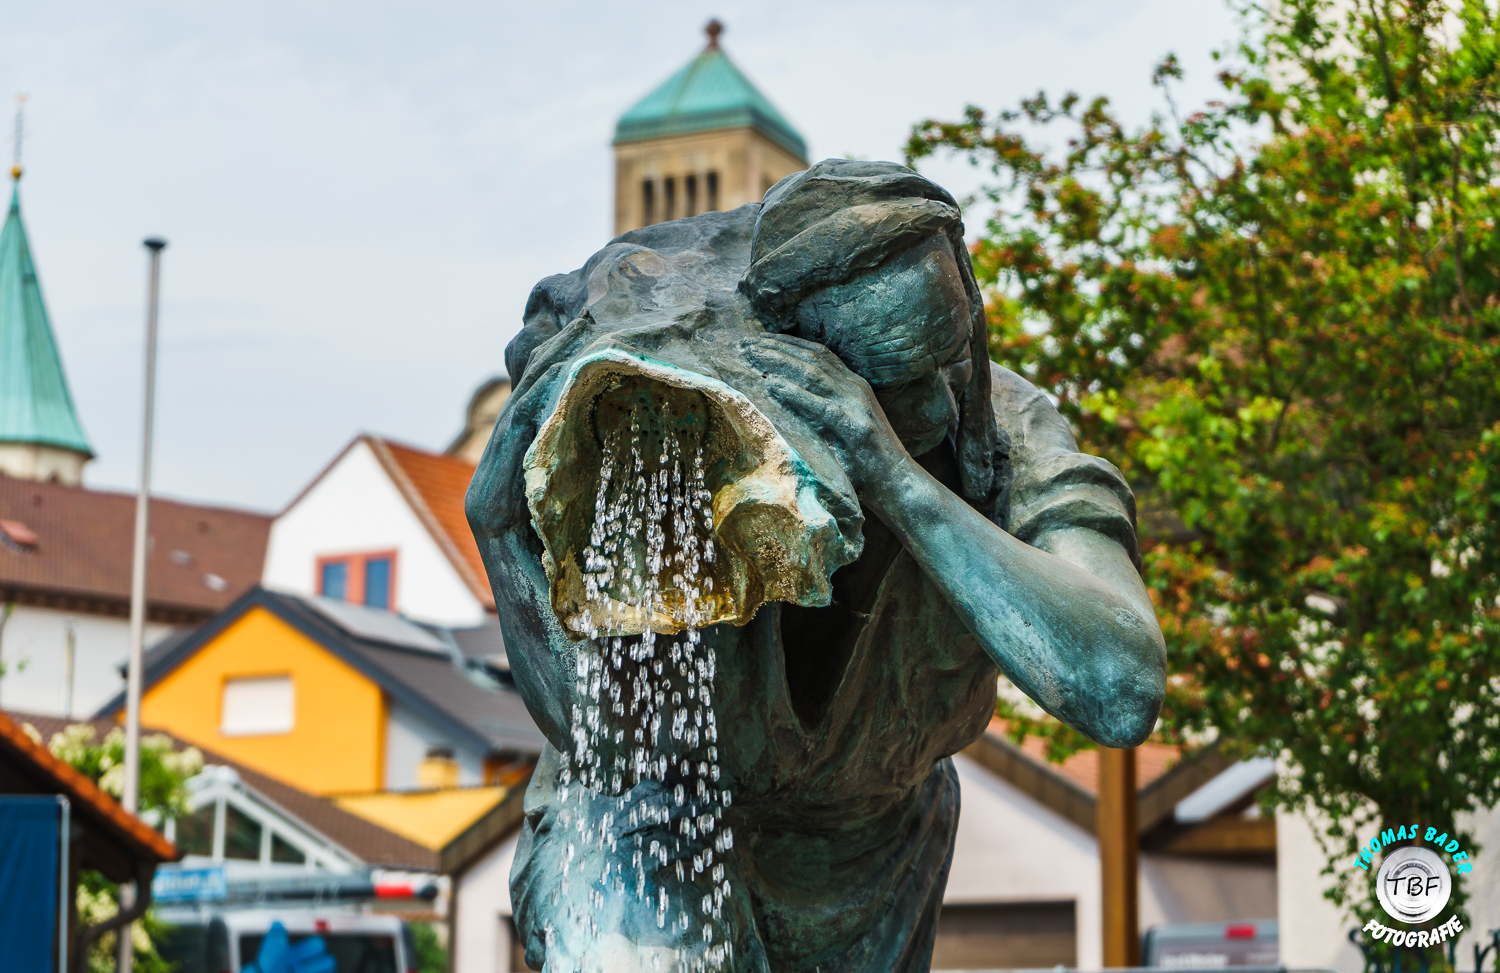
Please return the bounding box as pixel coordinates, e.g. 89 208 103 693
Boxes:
16 711 439 871
0 710 178 868
989 718 1181 795
368 436 493 610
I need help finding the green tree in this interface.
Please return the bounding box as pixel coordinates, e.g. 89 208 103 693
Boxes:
0 601 19 680
410 922 449 973
907 0 1500 944
32 723 202 973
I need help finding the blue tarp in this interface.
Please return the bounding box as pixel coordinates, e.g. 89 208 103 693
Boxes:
0 796 65 972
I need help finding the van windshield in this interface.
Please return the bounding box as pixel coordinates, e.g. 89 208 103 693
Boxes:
239 932 397 973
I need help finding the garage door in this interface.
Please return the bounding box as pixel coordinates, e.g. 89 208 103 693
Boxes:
930 900 1077 970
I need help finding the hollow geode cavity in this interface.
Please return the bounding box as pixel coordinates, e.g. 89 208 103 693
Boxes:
524 347 859 638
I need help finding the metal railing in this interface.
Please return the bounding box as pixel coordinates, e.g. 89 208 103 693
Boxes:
1349 926 1500 973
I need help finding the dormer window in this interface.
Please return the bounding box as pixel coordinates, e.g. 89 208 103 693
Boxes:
316 550 397 610
0 519 38 552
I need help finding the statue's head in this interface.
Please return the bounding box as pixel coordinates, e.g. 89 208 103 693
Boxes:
740 159 997 506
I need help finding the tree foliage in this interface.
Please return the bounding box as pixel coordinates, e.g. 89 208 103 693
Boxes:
45 722 203 820
908 0 1500 928
410 922 449 973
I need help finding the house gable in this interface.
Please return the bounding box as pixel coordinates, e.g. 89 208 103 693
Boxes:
263 436 485 626
139 604 388 796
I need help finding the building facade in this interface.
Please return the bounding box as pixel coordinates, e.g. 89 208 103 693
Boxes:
96 588 541 798
263 435 493 628
0 475 271 718
612 21 808 236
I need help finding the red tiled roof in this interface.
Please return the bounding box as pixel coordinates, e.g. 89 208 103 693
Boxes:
989 718 1182 795
368 437 493 610
14 712 438 871
0 474 271 620
0 710 178 880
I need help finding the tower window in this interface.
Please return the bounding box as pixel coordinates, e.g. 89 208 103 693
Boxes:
663 177 676 221
685 175 698 217
642 179 655 226
707 171 719 211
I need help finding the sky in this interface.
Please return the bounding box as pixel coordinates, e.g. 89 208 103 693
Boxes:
0 0 1241 513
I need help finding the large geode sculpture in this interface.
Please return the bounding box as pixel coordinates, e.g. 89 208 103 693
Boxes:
524 347 862 637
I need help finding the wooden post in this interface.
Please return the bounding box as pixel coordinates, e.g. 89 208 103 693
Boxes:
1098 746 1139 967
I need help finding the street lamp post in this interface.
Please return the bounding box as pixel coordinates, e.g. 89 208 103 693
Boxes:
119 236 166 973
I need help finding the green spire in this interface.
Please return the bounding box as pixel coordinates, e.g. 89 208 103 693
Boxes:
614 23 807 162
0 179 92 456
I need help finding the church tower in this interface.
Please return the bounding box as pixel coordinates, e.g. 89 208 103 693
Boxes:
0 165 93 485
613 20 808 236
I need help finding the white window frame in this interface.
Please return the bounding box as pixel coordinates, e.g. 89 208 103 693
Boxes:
220 675 296 736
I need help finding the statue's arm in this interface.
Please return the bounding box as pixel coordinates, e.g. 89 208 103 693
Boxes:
862 452 1164 748
746 338 1165 748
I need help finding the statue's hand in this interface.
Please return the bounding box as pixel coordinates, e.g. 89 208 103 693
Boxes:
742 333 906 490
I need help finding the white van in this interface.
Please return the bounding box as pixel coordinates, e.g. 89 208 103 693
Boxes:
158 909 417 973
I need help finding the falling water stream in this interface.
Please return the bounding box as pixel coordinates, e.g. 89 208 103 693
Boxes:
550 398 736 972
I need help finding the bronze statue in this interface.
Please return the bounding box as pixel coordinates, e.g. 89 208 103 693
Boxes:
468 160 1165 972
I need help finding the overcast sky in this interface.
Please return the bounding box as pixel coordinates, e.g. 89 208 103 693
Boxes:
0 0 1240 512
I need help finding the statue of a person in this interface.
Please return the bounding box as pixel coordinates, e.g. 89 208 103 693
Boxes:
468 160 1166 973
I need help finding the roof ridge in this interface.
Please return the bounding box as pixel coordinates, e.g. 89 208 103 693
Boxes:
666 49 715 116
92 588 542 757
377 434 475 466
366 435 493 608
615 42 807 161
0 469 273 517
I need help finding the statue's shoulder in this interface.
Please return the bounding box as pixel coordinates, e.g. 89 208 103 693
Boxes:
988 362 1141 564
987 362 1077 457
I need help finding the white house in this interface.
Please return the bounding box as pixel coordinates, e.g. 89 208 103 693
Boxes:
0 476 271 719
262 434 494 628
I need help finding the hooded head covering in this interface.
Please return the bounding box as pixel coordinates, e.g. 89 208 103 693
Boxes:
739 159 999 509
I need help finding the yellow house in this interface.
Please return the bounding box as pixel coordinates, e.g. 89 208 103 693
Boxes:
99 588 542 798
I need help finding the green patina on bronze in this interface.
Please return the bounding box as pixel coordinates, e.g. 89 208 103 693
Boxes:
467 160 1167 972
